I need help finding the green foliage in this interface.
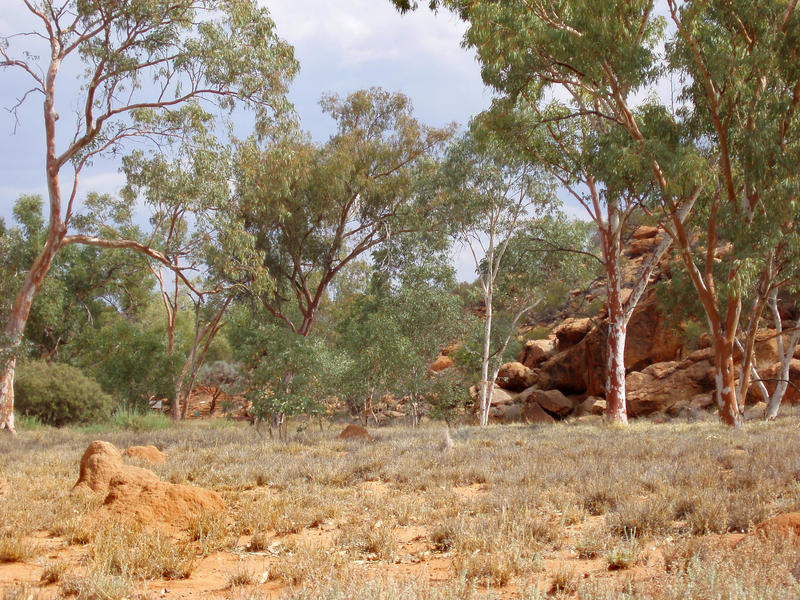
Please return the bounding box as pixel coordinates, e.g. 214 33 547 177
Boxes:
0 196 155 361
246 326 350 421
14 361 113 426
108 410 172 432
75 313 179 411
335 259 467 415
197 361 246 394
428 369 472 423
229 87 454 335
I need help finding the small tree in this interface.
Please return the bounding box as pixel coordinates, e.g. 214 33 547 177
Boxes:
441 128 555 426
197 361 246 415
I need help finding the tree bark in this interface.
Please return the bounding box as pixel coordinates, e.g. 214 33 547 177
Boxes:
479 287 494 427
1 224 66 433
713 331 743 427
605 286 629 425
766 289 800 419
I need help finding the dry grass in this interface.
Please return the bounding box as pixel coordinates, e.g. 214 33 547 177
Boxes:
0 418 799 598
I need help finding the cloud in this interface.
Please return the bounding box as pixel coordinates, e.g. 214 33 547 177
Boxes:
266 1 473 71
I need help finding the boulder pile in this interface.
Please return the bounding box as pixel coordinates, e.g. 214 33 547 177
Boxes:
470 225 800 424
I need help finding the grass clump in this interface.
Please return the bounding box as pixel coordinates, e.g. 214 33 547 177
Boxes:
40 559 68 584
187 511 233 555
604 534 641 570
89 522 195 580
0 534 39 563
60 570 132 600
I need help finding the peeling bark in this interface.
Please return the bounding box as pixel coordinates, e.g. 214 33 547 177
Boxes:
713 334 743 427
766 289 800 419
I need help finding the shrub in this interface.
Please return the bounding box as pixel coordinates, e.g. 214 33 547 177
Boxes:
14 360 113 426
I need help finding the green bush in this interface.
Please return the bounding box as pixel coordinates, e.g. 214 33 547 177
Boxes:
14 361 113 426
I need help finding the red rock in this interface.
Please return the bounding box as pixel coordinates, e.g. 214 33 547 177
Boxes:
632 226 659 240
496 362 538 391
522 402 556 425
430 355 454 372
626 359 716 417
525 389 574 416
554 318 594 351
629 236 658 257
573 396 606 417
749 359 800 405
518 339 555 368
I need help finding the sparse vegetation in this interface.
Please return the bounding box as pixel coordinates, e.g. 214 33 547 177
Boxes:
1 420 798 597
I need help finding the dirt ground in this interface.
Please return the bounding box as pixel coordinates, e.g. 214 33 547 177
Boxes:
1 418 800 599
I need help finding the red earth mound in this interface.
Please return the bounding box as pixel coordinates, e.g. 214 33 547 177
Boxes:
72 440 159 495
72 440 225 527
123 444 168 464
753 513 800 541
339 424 372 440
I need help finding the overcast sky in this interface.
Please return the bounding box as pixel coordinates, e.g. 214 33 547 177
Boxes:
0 0 501 278
0 1 490 214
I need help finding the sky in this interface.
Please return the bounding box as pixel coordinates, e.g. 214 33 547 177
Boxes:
0 1 490 213
0 0 499 279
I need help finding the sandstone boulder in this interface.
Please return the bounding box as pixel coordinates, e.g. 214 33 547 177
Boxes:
522 402 556 425
518 339 555 368
538 290 682 398
123 445 168 465
744 402 767 421
573 396 606 417
628 236 661 257
632 225 659 240
753 359 800 405
626 359 716 417
430 355 454 372
524 388 574 416
469 384 517 406
554 318 593 351
489 403 525 423
496 362 537 391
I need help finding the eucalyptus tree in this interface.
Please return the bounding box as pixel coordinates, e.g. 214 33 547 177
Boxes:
392 0 788 426
662 1 800 424
0 0 297 433
231 87 454 337
441 128 555 426
394 1 702 423
0 195 153 362
120 140 237 421
336 240 464 425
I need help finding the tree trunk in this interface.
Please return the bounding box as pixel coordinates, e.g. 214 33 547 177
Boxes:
479 289 494 427
605 306 628 425
597 201 629 425
0 360 16 433
766 289 800 419
713 333 743 427
1 230 65 433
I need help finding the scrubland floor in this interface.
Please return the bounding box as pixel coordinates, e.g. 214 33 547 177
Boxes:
1 418 800 599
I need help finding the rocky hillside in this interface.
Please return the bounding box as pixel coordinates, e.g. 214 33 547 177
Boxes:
463 226 800 425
